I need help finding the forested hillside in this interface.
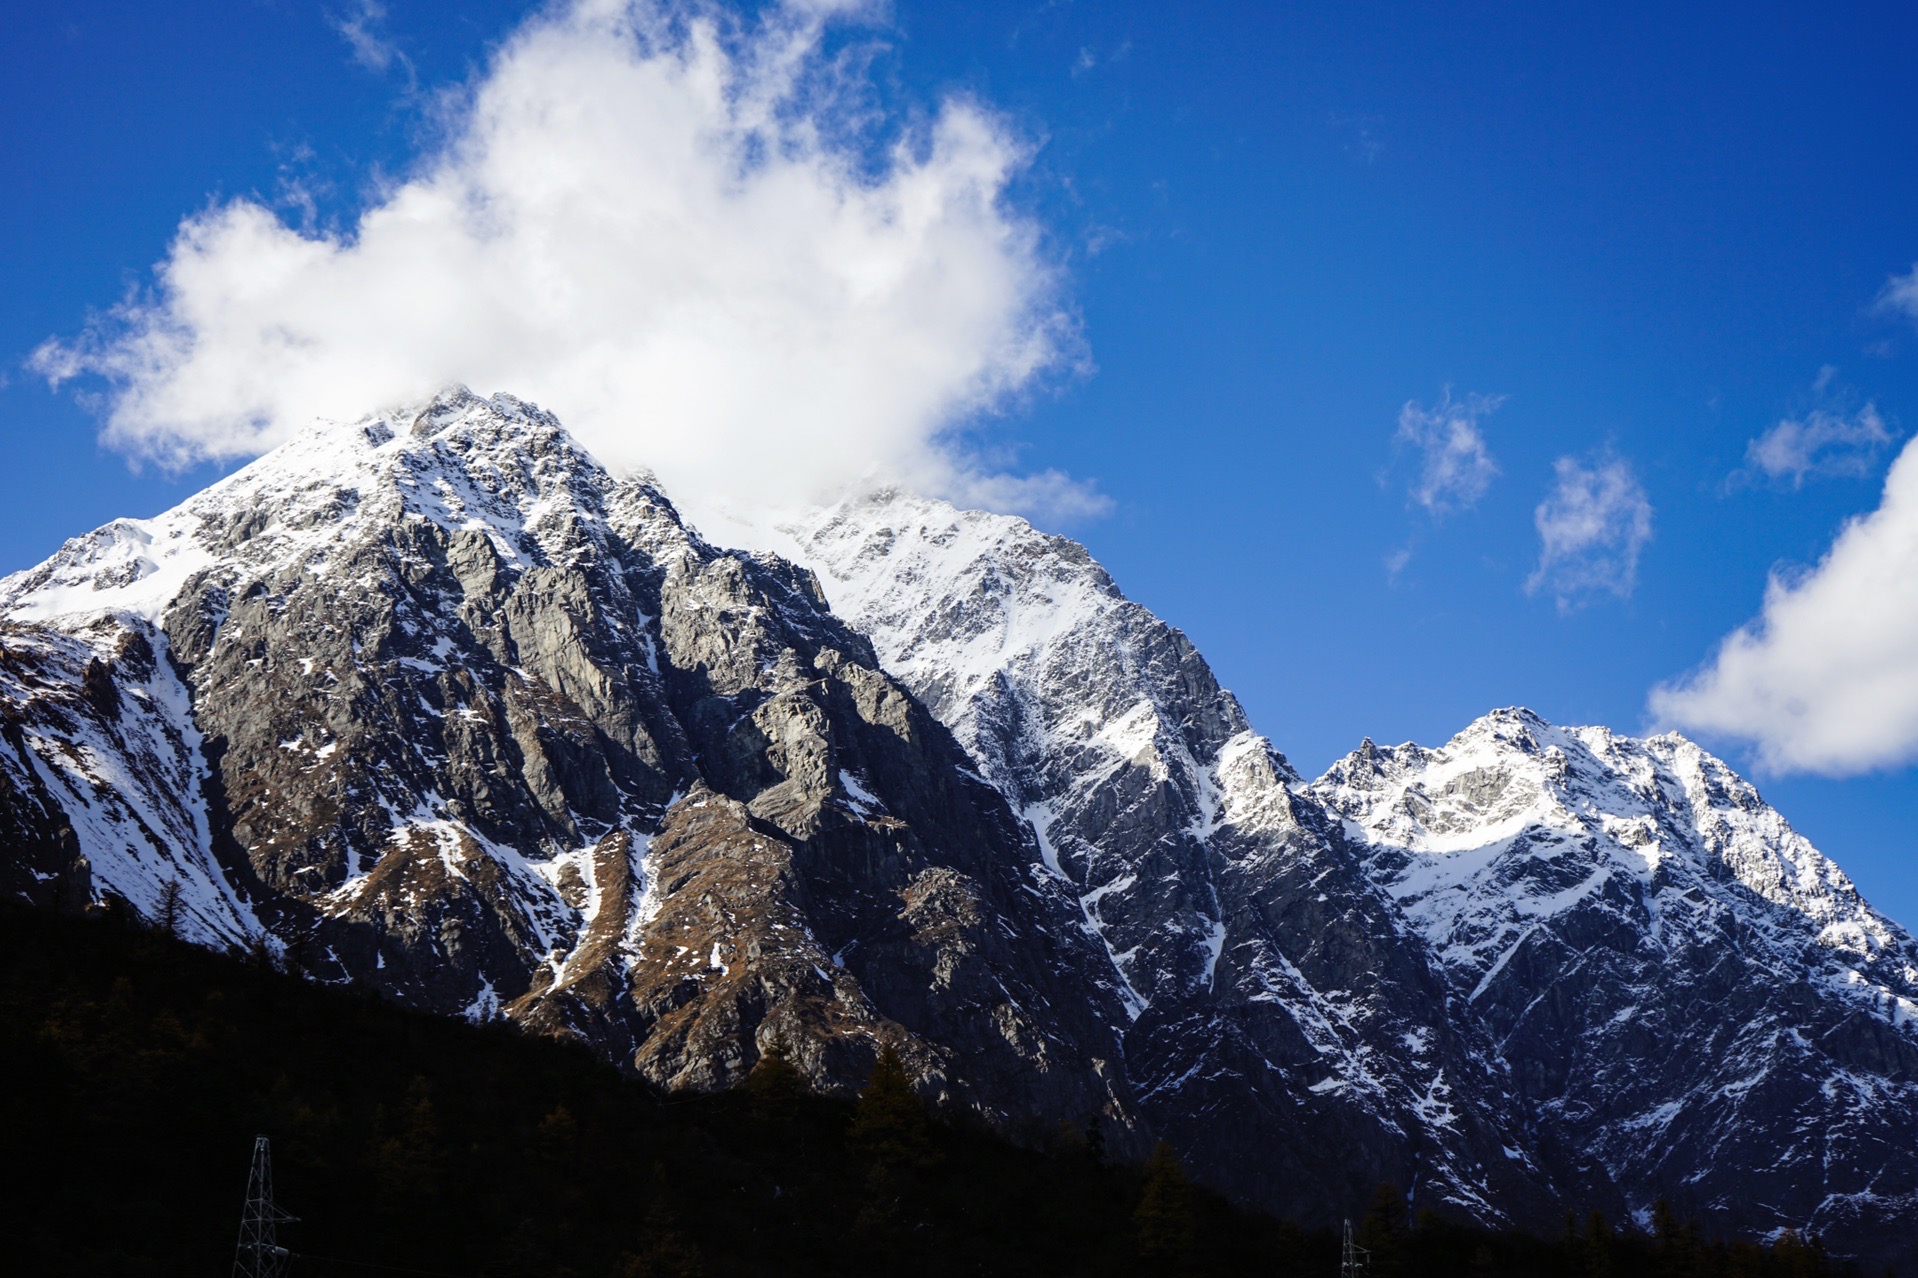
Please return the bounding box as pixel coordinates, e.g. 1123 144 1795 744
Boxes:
0 904 1876 1277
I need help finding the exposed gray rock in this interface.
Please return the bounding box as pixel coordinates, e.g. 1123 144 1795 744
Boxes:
0 389 1128 1141
6 392 1915 1266
1314 709 1918 1264
772 492 1560 1226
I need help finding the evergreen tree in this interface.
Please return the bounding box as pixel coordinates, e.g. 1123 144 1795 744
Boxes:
742 1031 810 1119
850 1042 938 1254
283 914 324 979
241 928 279 971
617 1166 709 1274
849 1043 935 1173
371 1074 446 1208
1584 1210 1617 1278
537 1103 579 1165
1358 1182 1409 1277
1133 1141 1197 1275
152 879 184 938
1652 1197 1681 1278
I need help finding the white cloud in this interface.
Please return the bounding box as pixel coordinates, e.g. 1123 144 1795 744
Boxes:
34 0 1098 528
1743 403 1893 487
1877 263 1918 324
1653 435 1918 774
331 0 412 79
1525 453 1652 610
1393 391 1501 517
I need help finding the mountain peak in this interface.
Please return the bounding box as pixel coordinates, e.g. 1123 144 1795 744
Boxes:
5 391 1918 1261
0 387 636 628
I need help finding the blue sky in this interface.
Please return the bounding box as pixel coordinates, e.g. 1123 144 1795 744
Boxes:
7 1 1918 927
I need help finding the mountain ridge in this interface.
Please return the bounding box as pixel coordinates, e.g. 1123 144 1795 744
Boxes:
3 389 1914 1263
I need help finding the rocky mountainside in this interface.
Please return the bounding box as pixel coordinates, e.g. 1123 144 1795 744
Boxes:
767 493 1557 1224
0 389 1128 1134
1312 711 1918 1249
764 492 1918 1262
3 391 1915 1263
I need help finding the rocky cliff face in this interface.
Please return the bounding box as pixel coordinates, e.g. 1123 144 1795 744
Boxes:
0 618 254 945
0 389 1127 1134
4 391 1915 1263
1312 710 1918 1250
762 492 1918 1262
768 493 1558 1224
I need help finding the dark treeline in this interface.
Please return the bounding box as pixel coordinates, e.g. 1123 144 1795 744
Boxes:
0 903 1882 1277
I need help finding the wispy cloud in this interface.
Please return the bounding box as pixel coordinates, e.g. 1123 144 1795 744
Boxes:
1876 262 1918 325
1525 452 1653 611
330 0 414 82
1328 112 1385 164
1732 367 1895 489
33 0 1097 530
1070 40 1130 79
1393 391 1502 517
1743 403 1893 487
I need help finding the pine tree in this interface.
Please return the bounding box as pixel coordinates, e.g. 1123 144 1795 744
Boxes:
372 1075 446 1207
742 1031 809 1119
849 1043 935 1173
1584 1210 1616 1278
1133 1142 1197 1275
537 1103 578 1163
241 929 279 971
1652 1198 1681 1278
283 915 324 979
849 1042 938 1254
621 1166 707 1278
1358 1182 1409 1277
152 879 184 938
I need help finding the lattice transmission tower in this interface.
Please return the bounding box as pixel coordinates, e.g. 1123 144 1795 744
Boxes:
232 1135 298 1278
1340 1218 1370 1277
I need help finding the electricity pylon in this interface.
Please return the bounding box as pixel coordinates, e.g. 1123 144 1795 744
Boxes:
232 1135 298 1278
1341 1218 1369 1277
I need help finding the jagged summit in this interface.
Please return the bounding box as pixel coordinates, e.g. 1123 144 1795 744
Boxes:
4 387 655 627
1317 705 1911 950
1314 708 1918 1247
2 392 1915 1263
0 387 1130 1130
770 491 1562 1224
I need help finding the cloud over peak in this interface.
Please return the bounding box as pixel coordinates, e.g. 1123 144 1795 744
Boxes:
34 0 1094 528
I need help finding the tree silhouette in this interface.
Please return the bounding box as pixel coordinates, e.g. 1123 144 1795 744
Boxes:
1134 1142 1197 1274
152 879 184 938
1358 1181 1408 1277
743 1031 810 1120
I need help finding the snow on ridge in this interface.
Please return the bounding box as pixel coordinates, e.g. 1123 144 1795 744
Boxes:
1313 705 1918 1026
0 620 259 945
6 386 1911 1246
0 386 620 628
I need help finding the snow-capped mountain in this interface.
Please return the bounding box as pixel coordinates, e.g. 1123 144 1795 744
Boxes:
1313 710 1918 1248
0 389 1129 1131
767 492 1557 1223
3 390 1914 1263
